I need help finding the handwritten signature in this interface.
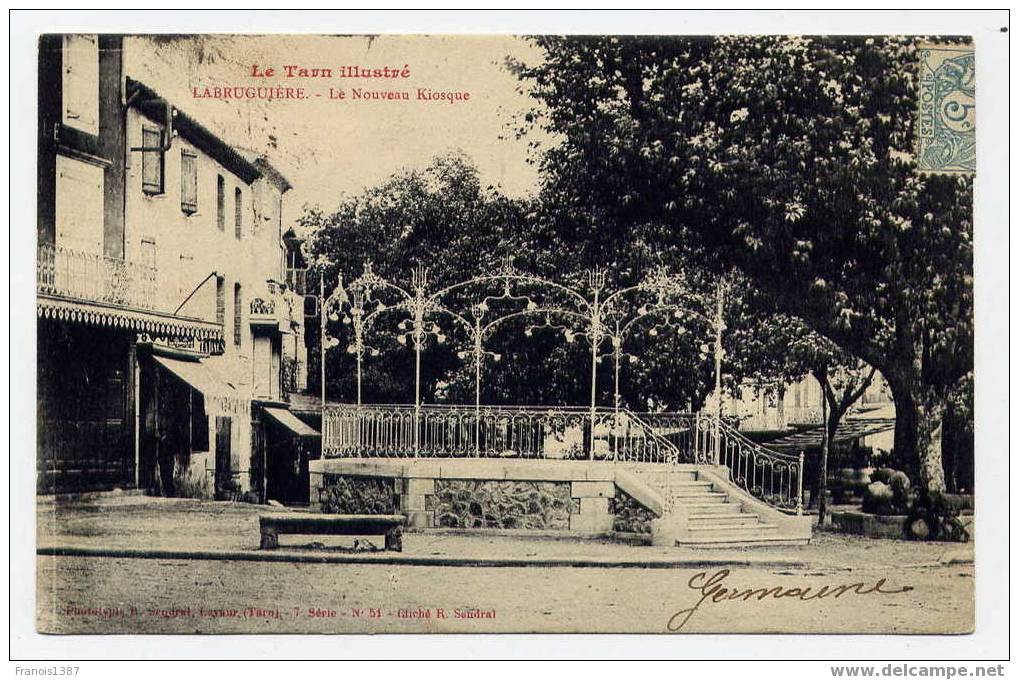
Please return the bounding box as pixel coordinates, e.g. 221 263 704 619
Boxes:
667 569 914 632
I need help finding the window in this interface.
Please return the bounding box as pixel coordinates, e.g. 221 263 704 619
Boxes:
234 187 243 239
233 283 242 347
141 127 164 195
139 238 157 269
181 149 198 214
216 175 225 230
191 392 209 452
55 155 104 254
216 277 225 327
62 35 99 135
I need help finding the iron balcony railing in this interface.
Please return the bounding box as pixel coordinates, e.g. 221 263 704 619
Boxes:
37 242 157 310
250 284 293 327
281 356 300 400
322 404 805 514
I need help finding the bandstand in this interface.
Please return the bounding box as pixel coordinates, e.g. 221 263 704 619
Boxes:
310 258 812 546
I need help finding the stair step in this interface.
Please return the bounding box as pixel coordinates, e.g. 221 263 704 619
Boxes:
677 536 810 547
657 475 699 483
673 491 728 502
680 503 739 514
630 469 697 477
689 514 760 526
688 523 777 534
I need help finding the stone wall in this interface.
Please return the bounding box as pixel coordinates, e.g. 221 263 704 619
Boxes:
319 474 396 515
611 490 655 534
308 459 667 536
396 477 617 533
429 480 576 530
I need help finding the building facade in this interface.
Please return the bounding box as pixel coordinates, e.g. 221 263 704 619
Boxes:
719 373 893 433
37 35 315 500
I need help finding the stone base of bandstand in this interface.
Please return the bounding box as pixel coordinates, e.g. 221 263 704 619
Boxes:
309 458 629 536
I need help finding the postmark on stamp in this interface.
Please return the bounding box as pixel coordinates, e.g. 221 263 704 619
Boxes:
916 43 975 175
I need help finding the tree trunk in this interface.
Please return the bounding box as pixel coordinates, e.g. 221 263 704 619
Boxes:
884 353 950 499
941 412 959 494
890 385 918 475
817 396 830 526
817 399 845 527
915 396 947 496
776 384 786 429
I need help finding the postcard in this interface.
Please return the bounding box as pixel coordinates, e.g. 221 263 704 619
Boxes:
32 29 983 637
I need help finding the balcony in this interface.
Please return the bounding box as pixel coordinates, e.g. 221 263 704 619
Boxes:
250 282 291 329
37 242 225 351
249 295 277 326
37 242 157 310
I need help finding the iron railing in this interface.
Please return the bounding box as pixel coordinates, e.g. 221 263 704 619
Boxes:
250 297 276 315
323 404 681 463
321 404 804 513
37 243 157 309
630 411 714 464
281 356 299 400
714 417 803 513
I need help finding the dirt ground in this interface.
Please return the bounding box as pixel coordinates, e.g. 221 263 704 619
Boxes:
35 495 975 634
37 556 973 634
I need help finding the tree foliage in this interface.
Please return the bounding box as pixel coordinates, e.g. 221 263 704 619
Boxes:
510 35 973 493
302 152 717 409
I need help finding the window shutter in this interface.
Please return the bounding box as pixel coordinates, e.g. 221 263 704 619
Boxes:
217 175 225 230
62 35 99 135
181 150 198 213
141 127 164 194
234 187 243 239
216 277 226 327
233 283 242 347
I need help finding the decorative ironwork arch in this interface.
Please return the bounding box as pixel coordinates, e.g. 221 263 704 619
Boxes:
320 257 726 459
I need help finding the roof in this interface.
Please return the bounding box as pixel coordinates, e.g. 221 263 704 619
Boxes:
263 406 320 438
253 156 293 193
126 78 261 185
152 355 249 416
765 418 896 450
236 148 293 193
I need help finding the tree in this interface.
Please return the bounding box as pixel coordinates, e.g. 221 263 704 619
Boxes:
300 152 532 404
813 360 876 524
725 287 875 523
302 151 724 411
510 35 973 496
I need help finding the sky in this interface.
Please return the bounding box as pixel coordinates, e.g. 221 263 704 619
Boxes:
125 34 547 228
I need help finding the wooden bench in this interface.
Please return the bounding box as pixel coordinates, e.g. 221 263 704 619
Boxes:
259 514 405 552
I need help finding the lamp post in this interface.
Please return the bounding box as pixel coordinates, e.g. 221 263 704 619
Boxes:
712 280 727 465
471 306 484 455
318 272 348 458
349 288 366 406
408 265 430 457
587 268 606 460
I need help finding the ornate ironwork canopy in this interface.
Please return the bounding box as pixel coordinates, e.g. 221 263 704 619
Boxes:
318 258 728 459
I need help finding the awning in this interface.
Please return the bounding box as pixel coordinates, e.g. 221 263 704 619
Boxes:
766 418 896 450
153 355 248 416
263 407 320 438
39 294 224 349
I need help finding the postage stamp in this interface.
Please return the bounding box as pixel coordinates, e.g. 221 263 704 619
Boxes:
916 43 976 174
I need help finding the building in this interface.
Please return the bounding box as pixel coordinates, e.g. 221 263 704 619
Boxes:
37 34 316 500
715 372 892 433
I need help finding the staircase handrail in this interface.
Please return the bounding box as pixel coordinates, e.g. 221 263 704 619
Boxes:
714 415 801 463
617 407 682 463
708 413 805 515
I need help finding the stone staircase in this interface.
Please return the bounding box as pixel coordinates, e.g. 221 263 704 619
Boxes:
621 465 811 546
